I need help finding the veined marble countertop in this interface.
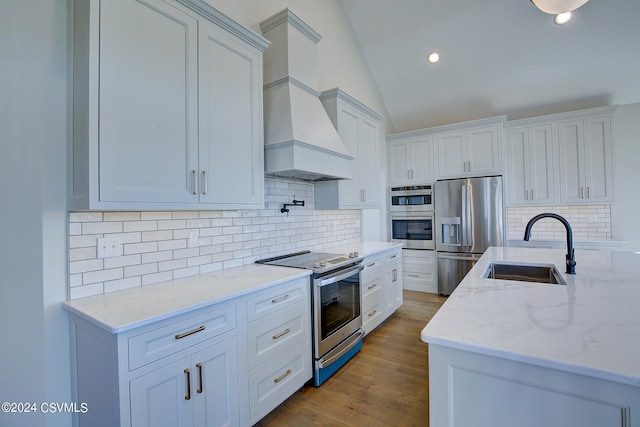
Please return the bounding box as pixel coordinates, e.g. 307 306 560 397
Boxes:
421 246 640 387
63 263 310 334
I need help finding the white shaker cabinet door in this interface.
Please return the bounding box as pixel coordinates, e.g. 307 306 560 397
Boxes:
198 19 264 208
583 116 614 202
358 117 380 206
336 105 362 206
129 357 194 427
466 125 500 176
193 337 240 427
388 139 411 185
437 131 467 179
99 0 199 203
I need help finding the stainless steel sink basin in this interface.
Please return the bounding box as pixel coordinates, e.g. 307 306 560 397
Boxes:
483 262 567 285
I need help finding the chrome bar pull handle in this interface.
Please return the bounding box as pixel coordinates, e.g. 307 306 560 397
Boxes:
531 189 535 200
184 368 191 400
580 187 585 198
196 363 203 394
192 170 198 195
202 170 208 195
587 186 591 198
175 325 205 340
271 294 290 304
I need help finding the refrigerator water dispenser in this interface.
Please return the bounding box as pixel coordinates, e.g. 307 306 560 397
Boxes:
441 217 461 246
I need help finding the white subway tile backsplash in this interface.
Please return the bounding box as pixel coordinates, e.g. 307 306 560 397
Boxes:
507 205 611 241
68 178 361 299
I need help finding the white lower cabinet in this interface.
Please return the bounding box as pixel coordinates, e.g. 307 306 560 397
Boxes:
402 249 437 294
244 280 312 425
360 247 403 335
429 344 639 427
130 336 239 427
69 277 311 427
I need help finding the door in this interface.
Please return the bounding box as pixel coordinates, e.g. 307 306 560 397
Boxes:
467 176 504 253
583 116 613 202
336 105 362 206
99 0 199 203
528 125 554 203
437 253 482 296
198 18 263 207
193 337 240 427
435 177 503 254
411 136 436 182
467 126 500 176
558 120 585 203
437 131 466 178
358 117 379 205
388 139 411 185
130 357 194 427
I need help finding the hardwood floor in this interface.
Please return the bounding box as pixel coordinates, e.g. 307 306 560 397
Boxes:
254 290 447 427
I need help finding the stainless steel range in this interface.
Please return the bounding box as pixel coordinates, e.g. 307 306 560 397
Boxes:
256 251 364 386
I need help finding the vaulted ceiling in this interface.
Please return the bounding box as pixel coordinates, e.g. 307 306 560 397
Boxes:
339 0 640 133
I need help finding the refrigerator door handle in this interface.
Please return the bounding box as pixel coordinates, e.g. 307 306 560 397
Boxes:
465 183 473 248
437 253 481 262
461 185 467 247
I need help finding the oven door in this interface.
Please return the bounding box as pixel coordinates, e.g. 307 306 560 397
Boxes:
313 263 364 359
389 186 433 213
391 214 435 249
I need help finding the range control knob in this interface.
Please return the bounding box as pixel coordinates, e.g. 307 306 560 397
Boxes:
313 262 321 269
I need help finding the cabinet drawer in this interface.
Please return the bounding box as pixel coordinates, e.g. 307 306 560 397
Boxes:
385 249 402 263
404 271 436 283
247 304 308 369
246 278 308 322
362 274 383 299
128 303 237 370
362 285 382 313
362 255 383 273
249 341 311 421
403 260 436 275
362 301 383 333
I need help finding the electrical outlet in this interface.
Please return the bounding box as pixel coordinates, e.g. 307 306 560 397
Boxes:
97 238 122 258
188 231 199 248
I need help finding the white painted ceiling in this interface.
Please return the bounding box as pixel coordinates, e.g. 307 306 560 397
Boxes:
338 0 640 133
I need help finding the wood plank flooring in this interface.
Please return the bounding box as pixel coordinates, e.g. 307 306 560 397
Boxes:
254 290 447 427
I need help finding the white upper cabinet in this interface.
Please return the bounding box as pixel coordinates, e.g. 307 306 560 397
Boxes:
506 124 555 205
70 0 269 210
558 115 614 203
436 124 501 179
387 135 435 186
315 89 382 209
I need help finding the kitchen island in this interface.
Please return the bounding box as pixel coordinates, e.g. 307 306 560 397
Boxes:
421 246 640 427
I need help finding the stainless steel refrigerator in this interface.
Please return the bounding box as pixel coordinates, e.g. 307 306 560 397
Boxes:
435 176 504 295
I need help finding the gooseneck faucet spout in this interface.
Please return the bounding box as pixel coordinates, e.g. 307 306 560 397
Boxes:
524 213 576 274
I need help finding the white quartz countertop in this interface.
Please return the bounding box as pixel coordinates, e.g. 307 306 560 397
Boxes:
421 246 640 387
63 263 311 334
329 241 403 257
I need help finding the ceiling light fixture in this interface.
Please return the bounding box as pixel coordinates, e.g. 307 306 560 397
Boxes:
554 11 572 24
530 0 588 14
427 52 440 64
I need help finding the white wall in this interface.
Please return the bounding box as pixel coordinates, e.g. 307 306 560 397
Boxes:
611 102 640 251
0 1 71 426
204 0 393 240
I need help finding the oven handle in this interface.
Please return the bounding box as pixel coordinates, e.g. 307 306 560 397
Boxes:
316 329 365 369
316 264 364 288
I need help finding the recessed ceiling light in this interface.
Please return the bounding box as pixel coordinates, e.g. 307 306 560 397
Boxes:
427 52 440 64
554 11 572 24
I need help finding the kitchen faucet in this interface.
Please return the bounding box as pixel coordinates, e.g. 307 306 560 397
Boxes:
524 213 576 274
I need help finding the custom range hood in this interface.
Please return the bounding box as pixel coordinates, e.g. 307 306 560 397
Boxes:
260 9 353 181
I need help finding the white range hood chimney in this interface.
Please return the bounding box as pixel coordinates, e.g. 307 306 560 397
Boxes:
260 9 353 181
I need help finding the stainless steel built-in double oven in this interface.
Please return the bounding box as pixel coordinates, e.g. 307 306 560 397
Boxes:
256 251 364 386
390 184 435 250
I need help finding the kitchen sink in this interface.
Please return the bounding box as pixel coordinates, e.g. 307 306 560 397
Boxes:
483 262 567 286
